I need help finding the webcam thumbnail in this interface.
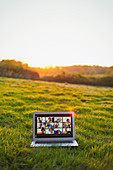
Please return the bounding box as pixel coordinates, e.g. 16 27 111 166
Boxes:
37 116 71 135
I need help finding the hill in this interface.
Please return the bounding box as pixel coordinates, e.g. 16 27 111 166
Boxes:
34 65 113 77
0 60 39 80
0 59 113 87
0 77 113 169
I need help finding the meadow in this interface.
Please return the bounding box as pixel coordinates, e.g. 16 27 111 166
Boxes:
0 77 113 170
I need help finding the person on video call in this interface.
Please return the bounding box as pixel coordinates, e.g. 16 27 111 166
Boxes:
56 118 61 123
56 129 62 134
46 117 54 128
38 123 42 128
54 123 59 128
38 118 42 123
63 122 67 128
67 119 71 128
47 127 54 134
64 127 71 134
41 127 45 134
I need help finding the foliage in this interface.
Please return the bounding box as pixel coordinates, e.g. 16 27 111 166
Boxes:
0 77 113 169
35 64 113 87
0 60 39 80
35 65 113 77
1 59 113 87
43 73 113 87
105 68 113 76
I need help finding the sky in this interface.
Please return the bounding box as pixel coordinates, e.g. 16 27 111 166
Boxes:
0 0 113 67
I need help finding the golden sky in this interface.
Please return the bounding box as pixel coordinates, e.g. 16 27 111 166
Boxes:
0 0 113 67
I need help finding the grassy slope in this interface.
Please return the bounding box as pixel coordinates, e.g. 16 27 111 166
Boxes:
0 77 113 170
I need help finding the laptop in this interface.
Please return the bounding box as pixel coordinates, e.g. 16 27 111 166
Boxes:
30 112 78 147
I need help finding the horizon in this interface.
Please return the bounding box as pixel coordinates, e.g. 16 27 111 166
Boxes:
0 58 112 68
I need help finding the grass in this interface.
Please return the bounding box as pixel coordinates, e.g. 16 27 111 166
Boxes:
0 77 113 170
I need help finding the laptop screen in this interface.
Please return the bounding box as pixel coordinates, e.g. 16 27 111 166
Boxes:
35 113 73 138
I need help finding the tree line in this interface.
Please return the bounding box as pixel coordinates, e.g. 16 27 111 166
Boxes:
34 65 113 77
42 72 113 87
0 59 113 87
0 60 39 80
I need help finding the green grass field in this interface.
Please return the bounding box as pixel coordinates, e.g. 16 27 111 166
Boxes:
0 77 113 170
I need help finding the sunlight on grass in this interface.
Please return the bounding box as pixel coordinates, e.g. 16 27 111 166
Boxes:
0 77 113 169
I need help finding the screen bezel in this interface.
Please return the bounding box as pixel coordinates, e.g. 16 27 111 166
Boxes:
33 112 75 142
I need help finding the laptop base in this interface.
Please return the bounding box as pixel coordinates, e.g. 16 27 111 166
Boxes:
30 140 78 147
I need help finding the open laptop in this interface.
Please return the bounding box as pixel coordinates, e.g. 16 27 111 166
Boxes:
30 112 78 147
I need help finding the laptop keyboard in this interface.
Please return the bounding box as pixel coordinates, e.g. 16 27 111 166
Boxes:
35 141 73 144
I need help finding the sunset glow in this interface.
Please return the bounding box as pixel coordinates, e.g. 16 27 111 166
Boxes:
0 0 113 67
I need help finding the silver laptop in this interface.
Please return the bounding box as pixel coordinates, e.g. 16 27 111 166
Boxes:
30 112 78 147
